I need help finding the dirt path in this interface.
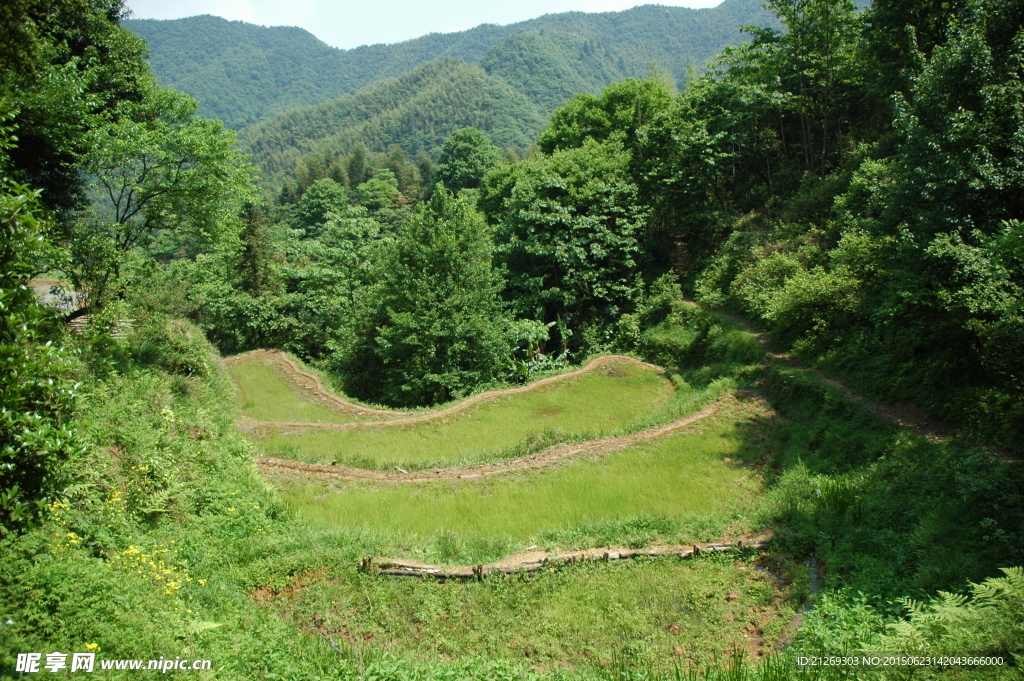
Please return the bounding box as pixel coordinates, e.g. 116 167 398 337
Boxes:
231 351 666 432
224 349 409 419
255 396 733 482
715 310 957 443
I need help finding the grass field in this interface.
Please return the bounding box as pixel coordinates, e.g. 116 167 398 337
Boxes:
228 357 368 424
252 361 679 469
278 400 768 556
263 550 801 674
240 344 791 674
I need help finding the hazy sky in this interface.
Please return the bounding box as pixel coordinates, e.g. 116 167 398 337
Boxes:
125 0 725 50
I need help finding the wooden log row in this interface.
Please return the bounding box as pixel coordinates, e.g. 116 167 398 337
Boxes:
358 540 770 581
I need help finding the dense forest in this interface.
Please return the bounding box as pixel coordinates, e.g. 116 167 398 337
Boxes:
124 0 777 129
228 0 1024 444
235 59 547 190
2 0 1023 677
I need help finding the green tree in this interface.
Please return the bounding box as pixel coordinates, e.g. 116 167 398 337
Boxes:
328 157 350 189
1 0 153 214
341 187 509 406
295 177 349 236
347 142 370 186
73 88 256 306
355 169 401 213
537 77 672 154
481 137 646 349
843 2 1024 441
435 127 504 192
237 202 275 294
417 150 436 199
383 144 418 196
742 0 864 176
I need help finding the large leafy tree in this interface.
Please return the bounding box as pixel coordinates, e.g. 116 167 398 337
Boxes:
0 180 80 535
835 2 1024 440
0 0 153 533
73 88 256 306
294 177 348 236
0 0 262 532
435 127 504 192
1 0 153 214
340 187 509 406
745 0 865 177
537 77 673 155
481 137 646 349
625 0 1023 447
632 0 864 271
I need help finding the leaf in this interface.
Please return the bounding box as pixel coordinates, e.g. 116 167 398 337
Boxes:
186 621 223 634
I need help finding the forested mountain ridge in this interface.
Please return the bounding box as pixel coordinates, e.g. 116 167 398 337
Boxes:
235 59 546 188
123 0 776 129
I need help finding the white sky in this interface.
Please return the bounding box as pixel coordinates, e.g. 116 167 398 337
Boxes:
125 0 725 50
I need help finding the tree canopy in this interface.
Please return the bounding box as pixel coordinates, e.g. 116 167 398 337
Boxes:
338 187 510 406
435 127 504 192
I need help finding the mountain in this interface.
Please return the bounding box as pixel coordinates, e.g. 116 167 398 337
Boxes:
124 0 776 129
236 59 547 187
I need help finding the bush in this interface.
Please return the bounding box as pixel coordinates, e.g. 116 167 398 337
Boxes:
0 183 80 535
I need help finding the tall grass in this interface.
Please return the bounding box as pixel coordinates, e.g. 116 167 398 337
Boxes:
281 402 762 544
270 551 799 676
228 358 366 424
256 362 678 468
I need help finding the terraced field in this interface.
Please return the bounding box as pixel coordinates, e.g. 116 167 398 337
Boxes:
228 351 683 469
279 399 762 541
226 349 798 671
226 349 763 547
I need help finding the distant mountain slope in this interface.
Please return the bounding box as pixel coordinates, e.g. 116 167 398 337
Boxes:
236 59 546 187
124 0 776 129
480 31 629 112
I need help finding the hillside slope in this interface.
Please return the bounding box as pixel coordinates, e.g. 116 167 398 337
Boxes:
236 58 547 186
124 0 776 129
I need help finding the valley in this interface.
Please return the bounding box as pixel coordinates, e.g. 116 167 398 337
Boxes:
2 0 1021 677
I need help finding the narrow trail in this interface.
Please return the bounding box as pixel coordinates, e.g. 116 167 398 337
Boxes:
231 351 665 432
224 349 408 419
255 396 733 482
714 310 957 443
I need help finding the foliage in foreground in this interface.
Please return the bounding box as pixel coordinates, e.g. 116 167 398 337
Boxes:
0 182 80 534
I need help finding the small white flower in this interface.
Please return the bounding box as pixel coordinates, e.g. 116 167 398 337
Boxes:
4 619 12 625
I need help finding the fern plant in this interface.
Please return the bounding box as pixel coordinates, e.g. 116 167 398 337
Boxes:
880 567 1024 659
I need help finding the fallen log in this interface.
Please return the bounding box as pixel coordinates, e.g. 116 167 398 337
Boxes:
364 540 771 581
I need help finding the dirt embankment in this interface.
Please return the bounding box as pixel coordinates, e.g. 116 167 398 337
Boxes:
361 538 773 580
255 396 734 482
224 349 409 419
230 351 666 432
